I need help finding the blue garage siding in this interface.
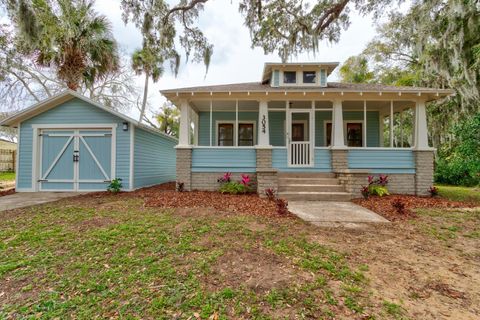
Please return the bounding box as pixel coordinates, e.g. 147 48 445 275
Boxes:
133 127 177 188
18 98 131 190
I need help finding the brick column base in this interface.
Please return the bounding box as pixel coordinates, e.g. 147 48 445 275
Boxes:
176 147 192 191
414 150 434 196
331 149 348 173
256 148 272 169
257 169 278 197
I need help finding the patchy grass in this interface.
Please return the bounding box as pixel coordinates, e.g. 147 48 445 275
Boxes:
0 194 371 319
0 171 15 181
435 184 480 203
1 191 479 319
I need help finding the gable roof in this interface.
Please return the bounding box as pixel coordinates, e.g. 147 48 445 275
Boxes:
0 90 177 142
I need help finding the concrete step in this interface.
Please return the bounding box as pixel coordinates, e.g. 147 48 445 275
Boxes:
278 172 336 179
278 184 346 192
278 177 341 185
278 191 352 201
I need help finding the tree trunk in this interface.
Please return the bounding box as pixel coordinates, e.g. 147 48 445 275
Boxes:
139 72 150 123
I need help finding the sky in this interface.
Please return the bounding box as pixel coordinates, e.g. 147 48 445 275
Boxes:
93 0 382 118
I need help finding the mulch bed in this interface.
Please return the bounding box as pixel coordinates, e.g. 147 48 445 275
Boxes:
353 195 478 221
132 183 291 217
0 188 15 197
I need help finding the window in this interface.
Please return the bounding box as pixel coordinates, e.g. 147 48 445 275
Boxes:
346 123 363 147
238 123 254 146
217 122 255 146
303 71 316 83
324 122 363 147
283 71 296 84
218 123 234 146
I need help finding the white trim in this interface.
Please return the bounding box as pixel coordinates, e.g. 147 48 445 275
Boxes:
390 100 394 147
286 108 314 167
15 123 20 189
235 100 239 146
111 126 117 181
192 146 256 149
129 125 135 190
32 123 117 129
209 100 213 146
32 127 39 191
215 120 257 146
363 100 367 147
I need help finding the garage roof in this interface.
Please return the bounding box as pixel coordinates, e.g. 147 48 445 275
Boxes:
0 90 178 142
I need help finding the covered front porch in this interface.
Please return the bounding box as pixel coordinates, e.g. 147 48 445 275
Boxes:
174 92 433 196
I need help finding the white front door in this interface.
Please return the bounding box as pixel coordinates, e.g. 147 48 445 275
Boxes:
287 109 314 167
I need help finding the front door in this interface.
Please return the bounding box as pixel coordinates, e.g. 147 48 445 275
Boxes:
39 129 113 191
287 109 314 167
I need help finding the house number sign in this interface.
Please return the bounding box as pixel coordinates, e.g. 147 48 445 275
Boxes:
261 115 266 133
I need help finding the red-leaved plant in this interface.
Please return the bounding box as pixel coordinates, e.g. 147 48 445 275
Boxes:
217 172 232 183
276 198 289 215
428 186 439 197
240 174 250 186
361 186 369 199
264 188 277 201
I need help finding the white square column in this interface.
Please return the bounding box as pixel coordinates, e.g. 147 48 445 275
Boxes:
332 99 345 148
257 100 270 146
414 99 429 149
178 99 191 146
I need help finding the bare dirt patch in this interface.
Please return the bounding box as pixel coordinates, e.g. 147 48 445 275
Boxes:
205 247 312 293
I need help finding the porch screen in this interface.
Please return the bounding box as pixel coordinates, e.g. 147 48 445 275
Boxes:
346 123 363 147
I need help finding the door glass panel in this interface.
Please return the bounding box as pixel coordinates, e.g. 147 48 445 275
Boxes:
292 124 304 141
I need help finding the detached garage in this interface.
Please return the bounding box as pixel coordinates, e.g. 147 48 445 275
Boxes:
1 90 177 192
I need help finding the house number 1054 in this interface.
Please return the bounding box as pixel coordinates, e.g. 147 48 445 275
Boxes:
261 115 266 133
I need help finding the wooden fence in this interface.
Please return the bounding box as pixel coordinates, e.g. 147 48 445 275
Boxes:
0 149 16 172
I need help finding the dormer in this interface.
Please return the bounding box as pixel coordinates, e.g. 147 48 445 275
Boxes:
262 62 339 88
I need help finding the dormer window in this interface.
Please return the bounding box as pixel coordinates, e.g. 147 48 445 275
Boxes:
283 71 296 84
303 71 316 84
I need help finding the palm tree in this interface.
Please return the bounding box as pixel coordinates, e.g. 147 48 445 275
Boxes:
14 0 119 90
131 47 164 123
156 103 179 137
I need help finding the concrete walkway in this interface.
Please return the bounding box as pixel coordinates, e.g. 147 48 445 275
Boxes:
289 201 389 228
0 192 85 211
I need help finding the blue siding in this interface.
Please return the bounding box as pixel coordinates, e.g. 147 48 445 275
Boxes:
133 127 176 188
272 148 332 172
192 148 256 172
198 111 258 146
348 149 415 173
272 70 280 87
18 98 131 189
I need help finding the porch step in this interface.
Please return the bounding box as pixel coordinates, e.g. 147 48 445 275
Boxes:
278 172 336 179
279 184 345 192
278 191 353 202
278 177 341 185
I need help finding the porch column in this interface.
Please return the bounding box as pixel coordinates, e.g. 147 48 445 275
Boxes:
179 99 191 146
331 99 348 173
414 99 429 149
332 99 345 148
257 100 270 146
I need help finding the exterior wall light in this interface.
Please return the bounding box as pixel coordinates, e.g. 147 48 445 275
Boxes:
122 122 129 131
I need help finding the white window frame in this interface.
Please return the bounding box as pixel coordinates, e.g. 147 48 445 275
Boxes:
215 120 256 147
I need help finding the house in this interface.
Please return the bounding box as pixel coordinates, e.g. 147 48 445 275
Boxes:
161 62 454 200
0 90 177 192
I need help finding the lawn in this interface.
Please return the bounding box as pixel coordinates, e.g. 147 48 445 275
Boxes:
1 190 479 319
0 171 15 182
436 184 480 203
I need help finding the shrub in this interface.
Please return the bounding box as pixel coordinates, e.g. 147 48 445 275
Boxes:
276 198 289 215
107 178 122 193
369 185 390 197
265 188 277 201
366 175 390 197
391 199 406 214
428 186 438 197
219 181 247 194
176 182 185 192
217 172 232 184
